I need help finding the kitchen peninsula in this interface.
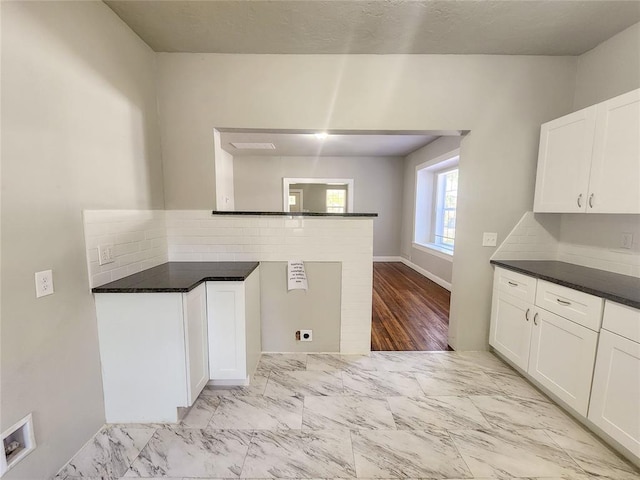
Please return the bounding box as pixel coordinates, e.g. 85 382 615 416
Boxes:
84 209 378 423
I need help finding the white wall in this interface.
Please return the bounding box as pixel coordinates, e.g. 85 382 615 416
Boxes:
157 54 577 350
1 2 164 478
574 22 640 109
233 155 404 256
400 136 461 285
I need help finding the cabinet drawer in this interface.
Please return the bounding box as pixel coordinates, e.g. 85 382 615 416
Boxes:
535 280 603 331
603 301 640 343
494 267 536 303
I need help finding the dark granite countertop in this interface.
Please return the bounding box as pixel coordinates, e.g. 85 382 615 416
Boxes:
491 260 640 309
92 262 260 293
211 210 378 217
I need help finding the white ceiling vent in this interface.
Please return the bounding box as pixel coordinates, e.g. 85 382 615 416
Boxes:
230 142 276 150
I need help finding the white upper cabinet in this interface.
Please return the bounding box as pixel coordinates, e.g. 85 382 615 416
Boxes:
534 88 640 214
589 89 640 213
534 107 597 212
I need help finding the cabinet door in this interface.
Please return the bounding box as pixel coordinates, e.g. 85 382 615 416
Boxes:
588 329 640 458
490 290 533 371
533 107 596 213
207 282 247 381
184 283 209 405
528 308 598 416
588 89 640 213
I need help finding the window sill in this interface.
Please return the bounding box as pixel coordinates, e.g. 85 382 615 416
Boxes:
412 242 454 262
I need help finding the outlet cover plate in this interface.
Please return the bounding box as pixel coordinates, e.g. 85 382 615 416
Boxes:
34 270 54 298
622 233 633 249
482 232 498 247
300 329 313 342
98 244 115 265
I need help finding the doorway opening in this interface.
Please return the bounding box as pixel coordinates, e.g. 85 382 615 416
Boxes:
217 128 463 353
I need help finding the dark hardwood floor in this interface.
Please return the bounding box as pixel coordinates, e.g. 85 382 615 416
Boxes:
372 262 451 351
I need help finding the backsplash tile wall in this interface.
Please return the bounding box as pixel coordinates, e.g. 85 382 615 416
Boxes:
558 214 640 277
164 210 374 353
492 211 640 278
491 212 560 261
83 210 168 288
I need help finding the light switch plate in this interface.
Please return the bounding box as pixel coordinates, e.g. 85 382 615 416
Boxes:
98 244 115 265
482 232 498 247
35 270 54 298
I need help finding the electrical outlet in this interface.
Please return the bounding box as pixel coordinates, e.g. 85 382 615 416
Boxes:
482 232 498 247
622 232 634 249
34 270 54 298
98 244 115 265
300 329 313 342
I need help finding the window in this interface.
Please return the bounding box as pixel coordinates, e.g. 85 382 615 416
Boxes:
326 189 346 213
414 151 460 256
433 168 458 250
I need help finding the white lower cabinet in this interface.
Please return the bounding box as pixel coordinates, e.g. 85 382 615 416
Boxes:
95 283 209 423
184 283 209 404
491 268 601 417
491 267 640 464
588 303 640 459
490 291 533 371
528 308 598 416
207 267 261 384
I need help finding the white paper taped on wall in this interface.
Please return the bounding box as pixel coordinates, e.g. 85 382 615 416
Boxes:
287 260 308 291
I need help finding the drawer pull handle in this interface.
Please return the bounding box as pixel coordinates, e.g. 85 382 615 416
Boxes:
508 281 518 287
533 312 539 326
556 298 571 306
588 193 594 209
577 194 582 208
525 308 530 322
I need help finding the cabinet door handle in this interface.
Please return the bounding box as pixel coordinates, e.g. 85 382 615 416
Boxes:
525 308 530 322
588 193 594 208
533 312 539 326
556 298 571 306
508 281 518 287
577 194 583 208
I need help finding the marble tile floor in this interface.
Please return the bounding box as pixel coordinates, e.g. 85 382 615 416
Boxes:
55 351 639 480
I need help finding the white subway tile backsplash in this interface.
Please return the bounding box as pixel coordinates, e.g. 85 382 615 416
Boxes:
83 210 168 288
85 210 377 353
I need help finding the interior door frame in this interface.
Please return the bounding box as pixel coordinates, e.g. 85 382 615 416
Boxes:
282 177 355 212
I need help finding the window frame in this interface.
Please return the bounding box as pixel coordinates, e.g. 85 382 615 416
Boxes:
432 167 458 251
413 149 460 259
326 188 347 213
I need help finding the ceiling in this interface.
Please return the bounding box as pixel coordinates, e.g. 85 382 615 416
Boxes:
104 0 640 55
218 130 445 157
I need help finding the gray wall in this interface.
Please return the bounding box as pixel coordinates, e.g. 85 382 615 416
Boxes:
1 2 164 478
260 262 342 352
574 22 640 109
157 54 578 351
234 156 404 257
400 136 462 285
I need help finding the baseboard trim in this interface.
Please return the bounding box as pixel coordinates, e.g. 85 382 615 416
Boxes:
373 256 403 262
399 257 452 291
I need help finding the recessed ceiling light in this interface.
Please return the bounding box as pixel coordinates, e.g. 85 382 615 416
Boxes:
314 132 329 140
230 142 276 150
